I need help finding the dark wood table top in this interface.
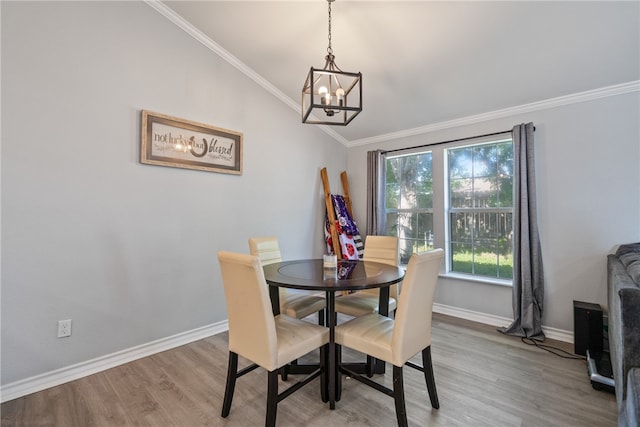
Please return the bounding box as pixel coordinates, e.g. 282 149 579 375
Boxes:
263 259 404 292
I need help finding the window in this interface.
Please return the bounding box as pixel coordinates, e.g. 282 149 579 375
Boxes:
384 138 514 282
448 141 513 280
385 152 434 264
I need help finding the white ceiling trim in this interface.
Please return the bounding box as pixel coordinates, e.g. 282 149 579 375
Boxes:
147 1 638 149
145 0 349 145
347 80 640 148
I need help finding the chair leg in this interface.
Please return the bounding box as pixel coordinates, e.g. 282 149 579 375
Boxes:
221 352 238 417
266 370 279 427
392 365 408 427
336 343 342 402
317 309 325 326
366 355 375 377
280 365 289 381
320 343 328 402
422 346 439 409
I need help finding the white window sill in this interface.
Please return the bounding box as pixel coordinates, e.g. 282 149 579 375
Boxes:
398 265 513 288
439 272 513 287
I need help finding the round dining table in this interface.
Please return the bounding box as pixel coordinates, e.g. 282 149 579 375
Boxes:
263 258 405 409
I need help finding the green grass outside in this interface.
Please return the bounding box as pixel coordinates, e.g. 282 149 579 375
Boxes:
452 251 513 279
400 243 513 280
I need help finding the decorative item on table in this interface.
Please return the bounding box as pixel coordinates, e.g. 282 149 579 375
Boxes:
323 254 338 268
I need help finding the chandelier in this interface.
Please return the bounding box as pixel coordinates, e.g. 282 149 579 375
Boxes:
301 0 362 126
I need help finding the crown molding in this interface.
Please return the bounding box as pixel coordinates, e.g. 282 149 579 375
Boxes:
147 1 637 149
348 80 640 147
144 1 349 146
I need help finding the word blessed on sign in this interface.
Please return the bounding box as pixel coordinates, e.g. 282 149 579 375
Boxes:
152 129 234 161
141 110 243 175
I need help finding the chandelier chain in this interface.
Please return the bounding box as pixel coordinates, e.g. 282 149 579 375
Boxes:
327 0 333 55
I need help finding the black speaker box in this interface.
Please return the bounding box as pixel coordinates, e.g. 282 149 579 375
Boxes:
573 300 603 356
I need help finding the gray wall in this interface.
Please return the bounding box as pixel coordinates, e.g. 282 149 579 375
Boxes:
1 1 346 385
347 92 640 332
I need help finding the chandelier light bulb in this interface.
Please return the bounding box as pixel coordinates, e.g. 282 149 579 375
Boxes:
318 86 329 105
336 88 345 106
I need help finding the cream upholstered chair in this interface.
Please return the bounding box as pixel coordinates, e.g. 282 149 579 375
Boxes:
218 251 329 427
334 235 400 317
335 249 444 427
249 237 325 324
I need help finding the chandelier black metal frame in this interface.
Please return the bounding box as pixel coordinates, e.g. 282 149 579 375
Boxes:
301 0 362 126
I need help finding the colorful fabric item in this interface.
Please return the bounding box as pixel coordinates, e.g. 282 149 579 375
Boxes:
331 195 359 236
324 195 364 260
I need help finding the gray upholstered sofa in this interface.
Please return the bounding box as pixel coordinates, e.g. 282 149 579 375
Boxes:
608 243 640 426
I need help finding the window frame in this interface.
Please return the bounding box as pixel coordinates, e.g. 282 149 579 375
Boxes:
384 151 435 264
383 136 514 286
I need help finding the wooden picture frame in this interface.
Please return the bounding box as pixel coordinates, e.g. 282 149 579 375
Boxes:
140 110 243 175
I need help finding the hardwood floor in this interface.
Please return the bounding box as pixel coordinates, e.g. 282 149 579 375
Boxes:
1 314 617 426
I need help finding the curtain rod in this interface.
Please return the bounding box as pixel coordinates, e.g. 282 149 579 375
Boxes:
381 127 535 155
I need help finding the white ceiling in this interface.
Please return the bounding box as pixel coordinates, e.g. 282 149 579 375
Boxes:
159 1 639 144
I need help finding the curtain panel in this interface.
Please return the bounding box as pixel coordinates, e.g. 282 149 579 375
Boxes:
366 150 386 236
500 122 546 340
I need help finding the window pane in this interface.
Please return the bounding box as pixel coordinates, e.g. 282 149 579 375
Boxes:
389 211 434 264
497 142 513 177
496 142 513 208
450 141 513 210
471 241 498 278
472 145 496 178
497 177 513 208
449 211 513 279
449 147 472 179
385 212 398 236
416 212 434 245
416 153 433 208
398 238 413 264
386 182 400 209
386 157 400 184
473 212 498 240
450 242 472 274
497 212 513 279
473 176 496 207
450 178 473 208
450 212 472 243
397 211 415 263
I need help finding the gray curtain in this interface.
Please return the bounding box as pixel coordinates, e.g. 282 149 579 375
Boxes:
366 150 386 236
500 123 545 340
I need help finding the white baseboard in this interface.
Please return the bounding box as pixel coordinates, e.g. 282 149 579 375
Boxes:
1 306 574 403
433 303 574 344
0 320 229 403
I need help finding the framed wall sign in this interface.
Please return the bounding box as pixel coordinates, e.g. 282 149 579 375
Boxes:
140 110 243 175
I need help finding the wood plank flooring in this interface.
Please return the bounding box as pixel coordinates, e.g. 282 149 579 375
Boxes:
1 314 617 426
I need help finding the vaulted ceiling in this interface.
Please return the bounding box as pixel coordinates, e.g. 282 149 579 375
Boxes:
159 1 639 144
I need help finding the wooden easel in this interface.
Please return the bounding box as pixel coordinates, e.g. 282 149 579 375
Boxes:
320 167 353 259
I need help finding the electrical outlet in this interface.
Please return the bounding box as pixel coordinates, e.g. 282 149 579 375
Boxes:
57 319 72 338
